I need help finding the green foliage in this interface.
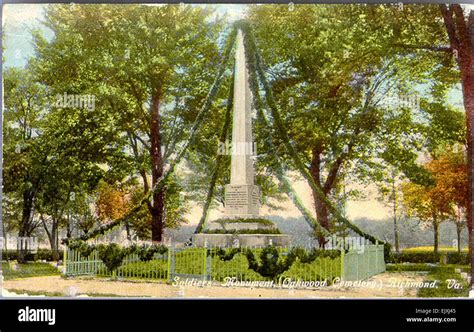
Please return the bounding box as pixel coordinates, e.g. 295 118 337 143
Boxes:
69 240 96 258
281 257 341 283
211 253 266 281
68 240 168 264
244 246 283 278
96 243 126 272
133 244 168 262
389 251 441 264
286 247 341 265
208 247 243 261
445 252 469 265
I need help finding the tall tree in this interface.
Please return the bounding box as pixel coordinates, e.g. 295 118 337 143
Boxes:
439 4 473 287
248 5 436 245
32 4 223 242
3 67 47 261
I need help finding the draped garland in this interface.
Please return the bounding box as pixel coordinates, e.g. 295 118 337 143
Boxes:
242 30 331 238
194 66 235 234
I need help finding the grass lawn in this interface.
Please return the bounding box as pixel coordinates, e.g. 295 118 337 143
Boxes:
387 263 470 297
5 288 137 297
403 246 468 253
1 262 60 280
417 265 470 298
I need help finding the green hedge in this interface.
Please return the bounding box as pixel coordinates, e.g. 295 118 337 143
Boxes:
202 228 281 234
387 251 469 265
2 249 56 262
212 217 275 226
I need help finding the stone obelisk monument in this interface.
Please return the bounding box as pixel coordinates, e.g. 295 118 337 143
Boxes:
192 29 289 247
225 29 260 217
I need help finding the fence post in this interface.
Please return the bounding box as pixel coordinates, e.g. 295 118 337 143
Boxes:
356 253 359 280
167 246 172 282
367 245 370 279
340 248 345 281
375 241 378 273
202 247 207 281
63 246 68 276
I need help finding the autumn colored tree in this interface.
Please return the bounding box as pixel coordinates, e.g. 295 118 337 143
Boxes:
402 150 468 254
95 181 129 224
429 149 468 252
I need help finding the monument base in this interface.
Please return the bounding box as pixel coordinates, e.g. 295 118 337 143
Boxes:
206 218 276 232
192 233 290 247
225 184 260 215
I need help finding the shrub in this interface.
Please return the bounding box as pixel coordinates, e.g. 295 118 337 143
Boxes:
211 253 266 281
243 246 289 278
68 240 95 258
285 247 340 267
388 252 441 264
133 245 168 262
35 249 56 261
208 247 242 261
446 252 469 265
281 257 341 283
97 244 125 272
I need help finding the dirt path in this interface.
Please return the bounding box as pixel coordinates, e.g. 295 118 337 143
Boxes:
3 272 425 298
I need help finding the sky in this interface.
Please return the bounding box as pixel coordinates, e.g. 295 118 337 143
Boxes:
3 3 473 68
2 3 473 222
2 3 248 68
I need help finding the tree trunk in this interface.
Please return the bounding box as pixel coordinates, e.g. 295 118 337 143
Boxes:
41 215 59 261
149 91 166 243
392 176 400 252
1 219 7 261
393 214 400 253
309 145 331 247
457 223 462 253
50 224 59 261
440 3 474 288
433 219 440 255
17 189 35 263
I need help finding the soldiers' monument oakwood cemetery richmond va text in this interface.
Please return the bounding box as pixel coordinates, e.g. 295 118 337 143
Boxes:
193 30 289 247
